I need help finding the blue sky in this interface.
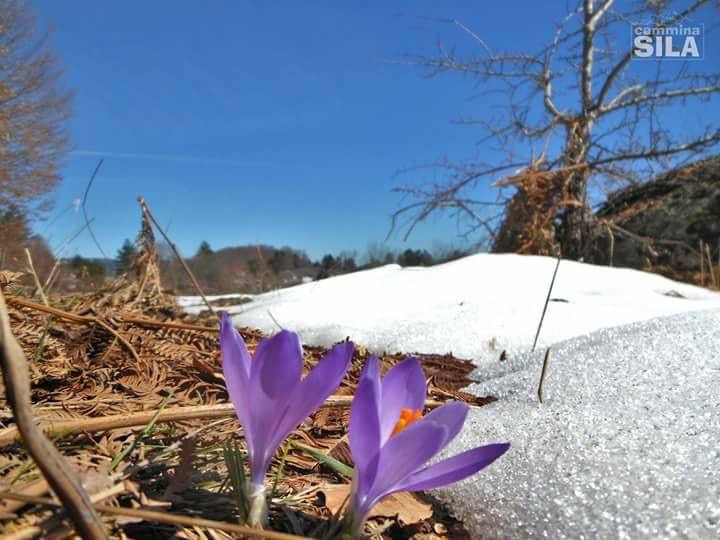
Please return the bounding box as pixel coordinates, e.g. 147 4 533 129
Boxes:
32 1 719 261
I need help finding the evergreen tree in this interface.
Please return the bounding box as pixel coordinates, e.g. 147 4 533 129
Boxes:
315 254 337 280
115 238 138 275
398 249 434 267
196 241 214 258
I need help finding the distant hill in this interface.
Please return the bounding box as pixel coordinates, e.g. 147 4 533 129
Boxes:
162 243 317 294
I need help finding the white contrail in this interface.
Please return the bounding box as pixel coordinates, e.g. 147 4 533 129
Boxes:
71 149 271 166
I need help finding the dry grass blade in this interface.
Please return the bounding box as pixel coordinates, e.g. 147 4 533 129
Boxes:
532 256 561 352
705 242 717 288
537 347 551 404
23 249 48 307
0 493 311 540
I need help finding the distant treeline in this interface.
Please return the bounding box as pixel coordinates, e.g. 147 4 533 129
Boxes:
1 206 472 294
141 240 472 293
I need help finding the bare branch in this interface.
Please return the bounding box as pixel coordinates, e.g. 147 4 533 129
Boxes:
595 0 710 108
591 131 720 166
600 85 720 114
589 0 614 26
451 19 494 58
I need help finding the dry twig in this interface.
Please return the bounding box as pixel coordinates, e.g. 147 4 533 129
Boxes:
0 397 446 447
0 492 309 540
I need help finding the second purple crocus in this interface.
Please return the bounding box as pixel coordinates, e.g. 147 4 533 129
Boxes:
346 355 509 535
220 313 354 526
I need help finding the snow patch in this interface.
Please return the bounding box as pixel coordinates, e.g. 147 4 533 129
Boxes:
186 254 720 365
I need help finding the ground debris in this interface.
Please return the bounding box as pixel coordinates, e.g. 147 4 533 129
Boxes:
0 277 491 538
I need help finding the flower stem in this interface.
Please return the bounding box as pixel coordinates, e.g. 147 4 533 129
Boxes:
337 503 364 539
246 482 267 528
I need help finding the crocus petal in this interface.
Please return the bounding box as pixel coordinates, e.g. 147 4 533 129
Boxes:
253 330 304 399
245 331 303 483
220 313 253 444
220 312 251 379
267 340 354 452
420 401 469 452
362 420 447 516
392 443 511 493
349 356 382 494
379 357 427 442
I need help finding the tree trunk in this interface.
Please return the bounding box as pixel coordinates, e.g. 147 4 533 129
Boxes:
558 120 592 260
559 180 589 260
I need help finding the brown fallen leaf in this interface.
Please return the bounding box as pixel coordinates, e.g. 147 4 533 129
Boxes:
163 436 197 501
318 484 432 525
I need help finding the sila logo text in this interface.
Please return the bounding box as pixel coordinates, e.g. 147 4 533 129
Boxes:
632 24 703 59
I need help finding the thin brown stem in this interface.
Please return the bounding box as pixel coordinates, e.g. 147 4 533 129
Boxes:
137 196 216 316
82 159 108 258
532 257 561 352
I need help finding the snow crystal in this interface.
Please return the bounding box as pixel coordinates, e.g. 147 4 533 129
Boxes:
436 309 720 539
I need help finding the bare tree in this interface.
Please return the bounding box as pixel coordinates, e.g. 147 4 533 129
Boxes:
390 0 719 259
0 0 72 216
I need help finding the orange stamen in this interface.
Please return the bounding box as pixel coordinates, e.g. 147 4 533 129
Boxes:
391 408 423 436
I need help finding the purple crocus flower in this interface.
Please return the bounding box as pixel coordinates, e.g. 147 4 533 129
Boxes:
220 313 353 525
347 355 509 533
